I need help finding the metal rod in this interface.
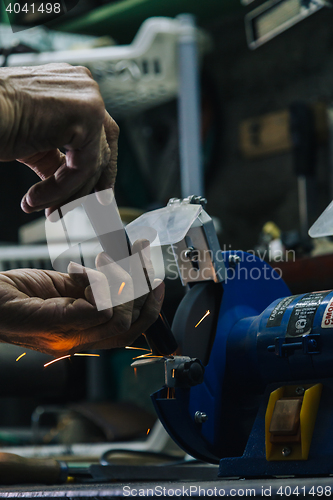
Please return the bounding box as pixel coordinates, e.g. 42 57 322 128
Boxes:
177 14 204 198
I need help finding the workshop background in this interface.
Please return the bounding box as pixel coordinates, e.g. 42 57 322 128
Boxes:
1 0 333 467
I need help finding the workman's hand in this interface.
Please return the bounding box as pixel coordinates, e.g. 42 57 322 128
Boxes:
0 242 164 356
0 63 118 217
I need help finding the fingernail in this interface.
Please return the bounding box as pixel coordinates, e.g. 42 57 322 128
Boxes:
102 252 113 262
21 196 31 213
97 252 113 267
68 261 84 273
95 188 114 206
153 281 165 302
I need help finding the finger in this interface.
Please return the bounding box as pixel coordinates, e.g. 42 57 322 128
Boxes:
19 149 66 180
20 150 66 213
96 252 134 307
80 281 165 350
3 295 112 336
21 127 103 212
68 261 112 312
44 173 100 218
94 112 119 193
95 252 135 339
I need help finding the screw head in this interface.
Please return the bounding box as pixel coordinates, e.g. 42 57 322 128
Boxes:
185 247 199 262
229 254 240 265
308 339 318 350
282 447 291 457
194 411 208 424
295 387 305 396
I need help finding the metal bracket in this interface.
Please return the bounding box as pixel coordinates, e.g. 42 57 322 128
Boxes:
267 334 321 357
164 356 205 388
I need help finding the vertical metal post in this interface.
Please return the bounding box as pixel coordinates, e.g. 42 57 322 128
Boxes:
298 176 309 242
328 106 333 202
177 14 204 198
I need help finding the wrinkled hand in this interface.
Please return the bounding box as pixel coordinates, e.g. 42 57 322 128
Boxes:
0 243 164 356
0 63 118 217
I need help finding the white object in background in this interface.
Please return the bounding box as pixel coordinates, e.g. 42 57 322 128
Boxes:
19 207 96 244
4 17 210 118
0 23 99 53
269 238 284 259
307 106 333 239
309 200 333 238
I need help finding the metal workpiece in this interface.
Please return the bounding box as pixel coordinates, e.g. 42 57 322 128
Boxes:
82 193 178 357
169 196 225 285
164 356 205 388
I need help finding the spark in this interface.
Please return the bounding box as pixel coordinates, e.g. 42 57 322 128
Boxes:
134 367 137 378
146 428 151 435
118 281 126 295
167 387 175 399
44 355 71 368
16 353 26 362
73 353 100 357
125 346 151 352
195 310 210 328
132 353 164 360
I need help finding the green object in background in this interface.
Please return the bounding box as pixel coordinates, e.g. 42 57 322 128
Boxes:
56 0 240 42
0 0 11 24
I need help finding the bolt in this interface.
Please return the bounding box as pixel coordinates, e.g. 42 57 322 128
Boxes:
189 196 207 206
282 447 291 457
229 254 240 265
295 387 305 396
308 339 317 349
194 411 208 424
185 247 199 261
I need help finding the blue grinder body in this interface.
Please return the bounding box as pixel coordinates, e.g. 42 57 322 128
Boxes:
151 251 333 476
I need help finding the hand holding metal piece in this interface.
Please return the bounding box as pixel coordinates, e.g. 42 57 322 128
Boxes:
81 191 177 356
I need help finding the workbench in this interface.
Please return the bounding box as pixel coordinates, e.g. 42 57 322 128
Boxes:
1 477 333 498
